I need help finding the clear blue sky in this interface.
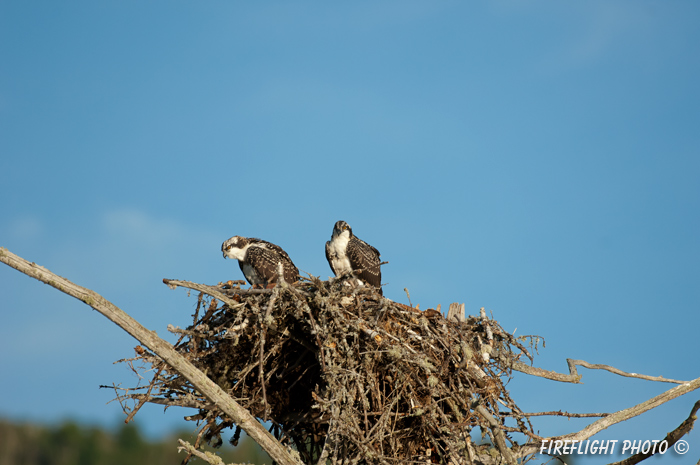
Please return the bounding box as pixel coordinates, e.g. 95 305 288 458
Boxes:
1 2 699 463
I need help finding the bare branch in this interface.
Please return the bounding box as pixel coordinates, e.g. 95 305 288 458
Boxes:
0 247 303 465
504 357 689 386
162 278 247 307
567 378 700 440
124 364 165 423
127 393 213 410
178 439 241 465
608 400 700 465
501 357 582 383
568 359 689 384
517 376 700 458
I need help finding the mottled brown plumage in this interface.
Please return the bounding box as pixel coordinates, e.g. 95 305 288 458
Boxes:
325 220 382 295
222 236 299 286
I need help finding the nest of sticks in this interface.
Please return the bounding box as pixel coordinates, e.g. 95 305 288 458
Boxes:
115 275 542 464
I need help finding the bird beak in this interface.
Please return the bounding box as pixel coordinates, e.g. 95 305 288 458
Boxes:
222 251 227 259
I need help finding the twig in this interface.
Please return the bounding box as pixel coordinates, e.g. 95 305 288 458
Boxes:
0 247 303 465
127 393 213 409
125 364 165 423
177 439 229 465
163 278 246 308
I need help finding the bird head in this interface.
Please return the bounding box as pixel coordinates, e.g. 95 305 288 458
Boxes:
332 220 352 239
222 236 248 261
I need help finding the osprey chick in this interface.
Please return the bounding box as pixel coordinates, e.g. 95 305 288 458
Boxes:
325 220 382 295
222 236 299 286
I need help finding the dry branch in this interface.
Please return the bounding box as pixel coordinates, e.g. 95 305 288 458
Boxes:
567 378 700 440
178 439 226 465
608 400 700 465
567 359 689 384
505 357 690 386
0 247 303 465
505 359 582 383
516 377 700 458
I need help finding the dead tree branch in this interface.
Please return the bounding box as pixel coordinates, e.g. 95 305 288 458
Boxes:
517 377 700 459
568 359 689 384
504 357 689 385
505 358 582 383
0 247 303 465
608 400 700 465
178 439 249 465
560 376 700 441
163 278 248 307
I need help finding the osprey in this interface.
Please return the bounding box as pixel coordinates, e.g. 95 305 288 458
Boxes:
325 220 382 295
222 236 299 286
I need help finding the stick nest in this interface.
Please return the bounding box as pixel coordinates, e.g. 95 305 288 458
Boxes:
115 276 542 464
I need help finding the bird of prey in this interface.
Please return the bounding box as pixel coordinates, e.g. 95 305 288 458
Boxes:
325 220 382 295
222 236 299 287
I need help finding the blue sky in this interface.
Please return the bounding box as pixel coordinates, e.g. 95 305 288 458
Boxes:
1 1 699 463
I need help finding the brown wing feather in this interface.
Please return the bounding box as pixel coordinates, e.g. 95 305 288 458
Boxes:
246 240 300 284
347 236 382 294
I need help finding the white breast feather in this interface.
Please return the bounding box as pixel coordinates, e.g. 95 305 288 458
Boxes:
328 232 352 275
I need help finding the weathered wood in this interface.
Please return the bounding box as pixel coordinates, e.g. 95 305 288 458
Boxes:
0 247 303 465
567 358 689 384
446 302 466 322
501 357 583 383
503 356 692 385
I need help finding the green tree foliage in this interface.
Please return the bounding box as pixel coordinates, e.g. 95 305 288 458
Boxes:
0 418 271 465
